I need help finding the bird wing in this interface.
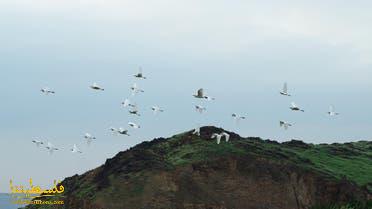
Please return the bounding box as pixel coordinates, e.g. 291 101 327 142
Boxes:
291 102 297 108
330 105 334 112
123 99 130 107
283 82 287 93
197 88 203 97
138 67 143 75
280 121 284 127
222 132 230 142
216 135 221 144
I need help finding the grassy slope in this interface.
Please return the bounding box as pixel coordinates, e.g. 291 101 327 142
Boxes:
24 129 372 209
156 132 372 189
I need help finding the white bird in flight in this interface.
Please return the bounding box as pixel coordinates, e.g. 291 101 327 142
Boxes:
128 122 140 129
121 99 135 108
279 121 292 130
151 106 164 114
131 83 144 96
109 127 119 136
32 139 44 148
129 104 140 116
328 105 340 116
193 88 215 100
290 102 304 112
84 133 96 145
118 128 130 136
280 82 291 96
71 144 82 154
45 142 59 155
195 105 206 113
232 114 246 123
40 87 55 95
134 67 146 79
90 83 104 91
211 132 230 144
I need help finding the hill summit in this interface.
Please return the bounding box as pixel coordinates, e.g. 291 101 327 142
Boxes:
25 126 372 209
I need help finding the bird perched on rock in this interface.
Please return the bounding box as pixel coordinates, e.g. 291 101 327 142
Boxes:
211 132 230 144
192 126 200 136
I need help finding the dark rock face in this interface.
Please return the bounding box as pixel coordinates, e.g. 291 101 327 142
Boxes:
24 127 371 209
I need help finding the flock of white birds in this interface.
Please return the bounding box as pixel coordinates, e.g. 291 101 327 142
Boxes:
33 71 340 154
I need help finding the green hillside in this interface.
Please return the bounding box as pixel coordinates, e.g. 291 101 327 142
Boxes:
24 126 372 209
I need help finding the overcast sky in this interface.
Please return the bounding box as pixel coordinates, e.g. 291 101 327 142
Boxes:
1 0 371 193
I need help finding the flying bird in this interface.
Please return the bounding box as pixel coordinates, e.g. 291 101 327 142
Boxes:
279 121 292 130
40 87 55 95
90 83 104 91
328 105 340 116
290 102 304 112
193 88 215 100
134 67 146 79
109 127 119 136
131 83 144 95
151 106 164 114
195 105 206 113
129 104 140 116
232 114 246 123
118 128 130 136
122 99 135 108
280 82 291 96
71 144 82 154
45 142 59 155
128 122 140 129
84 133 96 145
32 139 44 148
193 88 205 98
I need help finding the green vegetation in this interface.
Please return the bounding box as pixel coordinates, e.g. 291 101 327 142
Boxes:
154 132 372 190
311 201 372 209
23 128 372 209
